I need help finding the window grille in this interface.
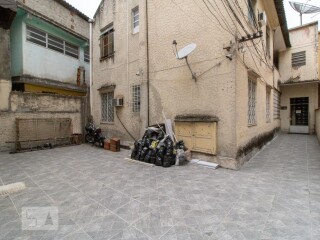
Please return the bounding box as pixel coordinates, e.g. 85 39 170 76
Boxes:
65 42 79 59
26 25 79 59
84 47 90 62
132 7 139 33
100 26 114 59
273 91 280 119
266 89 270 122
48 34 64 53
248 78 256 125
101 92 114 122
292 51 306 67
26 25 47 47
132 84 141 113
248 0 257 26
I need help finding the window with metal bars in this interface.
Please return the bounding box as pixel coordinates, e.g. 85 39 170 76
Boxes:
248 78 257 125
248 0 257 26
292 51 306 67
132 84 141 113
100 25 114 59
84 47 90 62
26 25 79 59
273 91 280 119
132 7 139 34
266 89 271 122
101 91 114 122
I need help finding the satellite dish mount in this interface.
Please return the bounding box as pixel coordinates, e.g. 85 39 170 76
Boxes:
289 1 320 25
173 41 197 81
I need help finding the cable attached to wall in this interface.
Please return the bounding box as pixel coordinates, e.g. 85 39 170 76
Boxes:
115 109 137 142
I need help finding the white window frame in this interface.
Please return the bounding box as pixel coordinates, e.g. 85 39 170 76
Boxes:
131 84 141 113
132 7 139 34
248 77 257 126
101 91 114 123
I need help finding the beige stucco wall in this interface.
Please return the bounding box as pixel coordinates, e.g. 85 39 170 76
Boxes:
279 23 318 82
91 0 288 168
17 0 89 38
92 0 147 140
316 109 320 143
0 92 83 151
280 83 319 133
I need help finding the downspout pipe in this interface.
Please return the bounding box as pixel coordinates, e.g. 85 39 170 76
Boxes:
146 0 150 126
88 18 95 116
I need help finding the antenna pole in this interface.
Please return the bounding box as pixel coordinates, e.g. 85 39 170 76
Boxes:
185 57 197 81
300 13 302 25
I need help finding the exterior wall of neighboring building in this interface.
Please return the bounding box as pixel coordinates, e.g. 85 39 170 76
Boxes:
16 0 88 37
11 9 89 84
279 22 318 82
91 0 289 169
92 0 147 139
279 23 319 134
280 83 319 133
0 28 12 111
316 108 320 142
0 92 83 151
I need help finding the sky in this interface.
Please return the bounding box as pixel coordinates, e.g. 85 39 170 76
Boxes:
66 0 320 29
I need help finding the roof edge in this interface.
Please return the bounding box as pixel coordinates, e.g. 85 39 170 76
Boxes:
53 0 89 21
274 0 291 48
289 21 318 31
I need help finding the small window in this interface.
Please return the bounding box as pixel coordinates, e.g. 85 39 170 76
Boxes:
65 42 79 59
26 25 47 47
273 91 280 119
100 26 114 59
48 34 64 53
101 91 114 122
266 89 271 122
132 7 139 33
292 51 306 67
84 46 90 63
248 77 257 125
132 84 140 112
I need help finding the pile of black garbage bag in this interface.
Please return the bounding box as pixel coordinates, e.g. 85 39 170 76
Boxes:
131 126 187 167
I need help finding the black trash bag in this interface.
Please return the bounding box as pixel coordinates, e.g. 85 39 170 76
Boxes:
162 154 172 168
150 149 157 164
155 146 166 166
139 147 149 161
131 141 141 160
144 150 153 163
175 140 186 150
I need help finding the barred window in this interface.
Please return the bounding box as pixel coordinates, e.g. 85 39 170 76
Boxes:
100 25 114 59
248 78 257 125
132 7 139 33
132 84 141 112
84 47 90 63
248 0 257 26
26 25 79 59
266 89 271 122
48 34 64 53
273 91 280 119
292 51 306 67
26 25 46 47
101 92 114 122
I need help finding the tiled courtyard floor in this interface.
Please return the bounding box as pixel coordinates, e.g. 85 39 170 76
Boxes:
0 134 320 240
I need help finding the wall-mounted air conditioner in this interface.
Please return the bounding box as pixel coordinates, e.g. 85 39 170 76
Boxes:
113 98 124 107
258 12 267 27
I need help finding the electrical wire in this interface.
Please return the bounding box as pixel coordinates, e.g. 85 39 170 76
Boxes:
207 0 235 33
115 109 137 142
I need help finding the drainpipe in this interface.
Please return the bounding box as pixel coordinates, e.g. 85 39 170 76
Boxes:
88 18 94 116
146 0 150 126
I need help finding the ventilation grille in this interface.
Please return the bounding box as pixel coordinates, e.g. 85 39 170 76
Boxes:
292 51 306 67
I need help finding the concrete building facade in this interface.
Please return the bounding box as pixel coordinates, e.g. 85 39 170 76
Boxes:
92 0 291 169
279 22 320 134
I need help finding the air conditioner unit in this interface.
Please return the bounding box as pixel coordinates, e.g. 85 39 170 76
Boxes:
113 98 124 107
258 12 267 27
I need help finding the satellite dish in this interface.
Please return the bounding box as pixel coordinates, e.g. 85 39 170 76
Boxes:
289 1 320 25
177 43 197 59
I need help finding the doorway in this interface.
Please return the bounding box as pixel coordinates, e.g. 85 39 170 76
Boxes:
289 97 309 134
